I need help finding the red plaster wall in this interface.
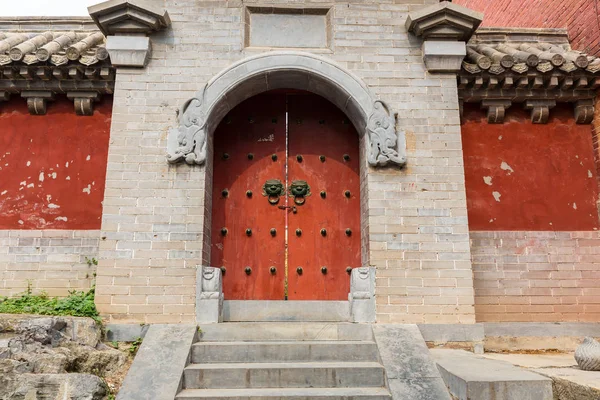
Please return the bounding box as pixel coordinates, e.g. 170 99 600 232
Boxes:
454 0 600 56
462 103 600 231
0 96 112 230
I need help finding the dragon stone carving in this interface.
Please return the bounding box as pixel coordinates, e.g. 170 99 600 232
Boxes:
167 93 406 169
166 85 208 165
367 100 406 167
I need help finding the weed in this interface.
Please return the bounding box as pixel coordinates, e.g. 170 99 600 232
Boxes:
0 287 100 322
111 341 119 348
85 257 98 267
128 337 143 356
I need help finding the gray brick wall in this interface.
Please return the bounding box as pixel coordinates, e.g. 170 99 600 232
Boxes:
0 230 99 297
96 0 475 324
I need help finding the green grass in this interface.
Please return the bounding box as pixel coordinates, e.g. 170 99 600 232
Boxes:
0 287 101 322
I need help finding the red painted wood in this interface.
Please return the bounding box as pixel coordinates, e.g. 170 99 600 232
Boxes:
212 92 361 300
0 96 112 230
211 93 287 300
462 103 600 231
287 94 361 300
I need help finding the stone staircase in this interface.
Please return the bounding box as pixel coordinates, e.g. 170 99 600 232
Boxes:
175 322 392 399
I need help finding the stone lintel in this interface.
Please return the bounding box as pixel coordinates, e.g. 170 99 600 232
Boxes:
423 40 466 73
105 35 151 67
523 99 556 124
67 91 101 115
574 99 595 124
481 99 512 124
88 0 171 36
406 1 483 41
21 90 55 115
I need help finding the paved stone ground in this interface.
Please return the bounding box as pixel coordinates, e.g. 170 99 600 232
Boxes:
482 353 600 400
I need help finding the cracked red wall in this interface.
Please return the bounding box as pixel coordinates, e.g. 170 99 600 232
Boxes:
0 96 112 230
461 103 600 231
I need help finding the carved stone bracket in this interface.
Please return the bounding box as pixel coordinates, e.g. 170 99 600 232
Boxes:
67 91 100 116
21 91 54 115
481 99 512 124
349 267 376 323
196 266 223 323
574 99 595 124
406 1 483 73
88 0 171 36
524 100 556 124
0 91 9 101
405 1 483 41
89 0 171 68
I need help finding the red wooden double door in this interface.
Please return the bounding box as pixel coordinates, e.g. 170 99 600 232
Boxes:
211 92 361 300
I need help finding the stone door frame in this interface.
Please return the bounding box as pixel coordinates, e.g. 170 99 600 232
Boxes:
194 51 379 318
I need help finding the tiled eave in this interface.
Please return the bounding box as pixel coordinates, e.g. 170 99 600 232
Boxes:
458 28 598 124
0 21 115 115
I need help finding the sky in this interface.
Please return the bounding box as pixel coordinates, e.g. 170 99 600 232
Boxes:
0 0 99 17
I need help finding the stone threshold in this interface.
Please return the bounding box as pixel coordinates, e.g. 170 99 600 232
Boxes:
223 300 350 322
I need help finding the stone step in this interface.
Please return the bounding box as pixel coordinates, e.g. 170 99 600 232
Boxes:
191 340 380 363
198 322 373 342
431 349 553 400
223 300 350 322
183 361 386 389
176 387 393 400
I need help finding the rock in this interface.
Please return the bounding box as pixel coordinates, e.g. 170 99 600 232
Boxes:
66 342 128 377
30 350 70 374
0 314 120 400
16 317 67 347
0 314 101 348
63 318 101 348
3 373 107 400
575 337 600 371
0 358 32 374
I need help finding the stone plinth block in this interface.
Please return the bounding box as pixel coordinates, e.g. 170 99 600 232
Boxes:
196 266 224 323
105 35 150 67
349 267 376 323
423 41 466 73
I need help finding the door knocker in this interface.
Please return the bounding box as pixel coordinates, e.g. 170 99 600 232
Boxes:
288 180 311 205
262 179 284 205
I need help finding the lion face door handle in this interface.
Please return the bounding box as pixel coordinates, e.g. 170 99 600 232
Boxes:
288 180 311 205
262 179 284 204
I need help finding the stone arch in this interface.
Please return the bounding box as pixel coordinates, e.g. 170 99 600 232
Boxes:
167 50 406 168
201 51 377 136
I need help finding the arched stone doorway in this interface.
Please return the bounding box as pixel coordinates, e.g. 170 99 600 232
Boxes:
166 51 399 318
211 90 361 300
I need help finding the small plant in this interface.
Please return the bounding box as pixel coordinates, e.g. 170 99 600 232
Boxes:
111 341 119 348
101 377 116 400
197 326 203 334
0 287 100 322
85 257 98 267
128 337 143 356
